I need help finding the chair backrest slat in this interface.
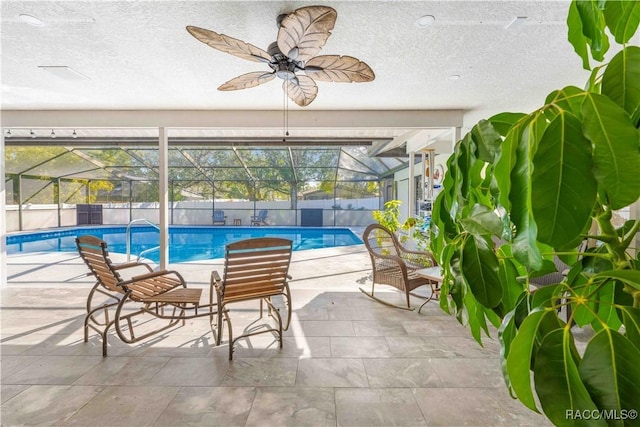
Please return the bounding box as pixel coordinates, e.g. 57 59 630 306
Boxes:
221 237 292 298
76 235 124 294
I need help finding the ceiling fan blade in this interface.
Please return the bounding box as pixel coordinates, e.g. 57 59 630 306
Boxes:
283 75 318 107
218 72 275 91
305 55 375 83
277 6 337 63
186 26 271 63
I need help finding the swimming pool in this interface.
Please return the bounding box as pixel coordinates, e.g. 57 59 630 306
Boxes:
7 226 363 263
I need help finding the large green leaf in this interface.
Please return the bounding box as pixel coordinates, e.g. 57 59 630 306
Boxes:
506 309 547 412
603 0 640 44
493 124 519 211
534 329 604 426
594 270 640 291
582 93 640 210
497 252 526 312
499 310 517 388
569 274 597 327
459 204 504 237
545 86 588 119
489 112 527 136
579 329 640 426
592 280 622 332
575 0 610 62
568 0 593 70
460 234 503 308
472 119 502 162
620 307 640 351
602 46 640 127
510 115 546 269
531 112 597 249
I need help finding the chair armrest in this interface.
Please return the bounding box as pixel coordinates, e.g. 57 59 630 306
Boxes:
372 253 409 278
121 269 185 285
398 248 436 267
113 262 154 272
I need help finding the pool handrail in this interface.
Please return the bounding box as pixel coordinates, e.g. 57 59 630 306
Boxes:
126 219 160 262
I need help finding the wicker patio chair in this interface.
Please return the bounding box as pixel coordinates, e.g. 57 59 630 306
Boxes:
360 223 438 310
211 237 293 359
76 235 218 356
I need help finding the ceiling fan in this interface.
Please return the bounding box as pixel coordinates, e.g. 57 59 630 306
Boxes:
186 5 375 107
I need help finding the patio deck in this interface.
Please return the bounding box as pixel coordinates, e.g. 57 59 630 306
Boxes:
1 244 551 426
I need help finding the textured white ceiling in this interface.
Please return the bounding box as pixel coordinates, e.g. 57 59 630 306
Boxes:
0 1 604 138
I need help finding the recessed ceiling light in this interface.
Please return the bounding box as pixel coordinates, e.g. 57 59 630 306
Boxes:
505 16 528 29
416 15 436 27
37 66 90 81
19 14 45 27
448 74 461 81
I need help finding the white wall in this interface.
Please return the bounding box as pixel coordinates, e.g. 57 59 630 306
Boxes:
5 197 381 232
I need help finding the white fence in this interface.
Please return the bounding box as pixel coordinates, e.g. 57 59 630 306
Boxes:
5 198 380 232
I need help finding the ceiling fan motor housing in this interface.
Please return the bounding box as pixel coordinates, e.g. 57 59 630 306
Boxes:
267 42 302 80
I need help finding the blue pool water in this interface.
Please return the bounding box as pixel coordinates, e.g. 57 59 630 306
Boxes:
7 226 363 263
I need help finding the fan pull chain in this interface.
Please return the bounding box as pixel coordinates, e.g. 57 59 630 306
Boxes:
282 87 290 142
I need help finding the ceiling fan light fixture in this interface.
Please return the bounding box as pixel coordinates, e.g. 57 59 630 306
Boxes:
288 47 299 60
416 15 436 27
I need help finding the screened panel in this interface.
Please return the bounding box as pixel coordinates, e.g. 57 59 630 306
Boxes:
295 167 337 182
169 166 209 181
215 180 254 200
251 167 295 181
75 149 146 167
21 177 55 204
291 148 340 167
256 180 292 201
131 180 159 203
92 180 130 203
341 146 390 174
4 147 69 174
205 167 249 181
127 149 159 167
238 148 291 168
58 180 87 204
5 175 15 203
337 168 379 181
336 181 379 199
64 168 115 180
108 166 157 179
181 148 245 168
27 152 100 178
339 150 379 175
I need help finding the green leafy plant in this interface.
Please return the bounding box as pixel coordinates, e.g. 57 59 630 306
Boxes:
430 1 640 425
372 200 429 250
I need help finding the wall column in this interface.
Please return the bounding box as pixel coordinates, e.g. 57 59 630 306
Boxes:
159 127 169 269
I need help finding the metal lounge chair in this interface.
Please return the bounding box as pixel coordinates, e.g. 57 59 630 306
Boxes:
210 237 293 359
213 210 227 225
250 209 269 226
360 223 438 310
76 235 218 356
